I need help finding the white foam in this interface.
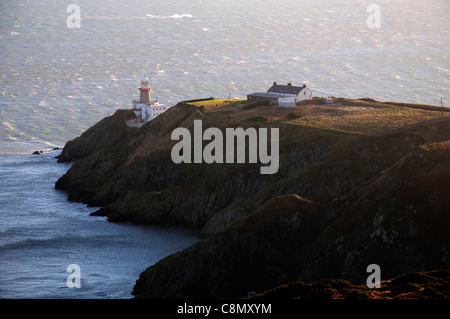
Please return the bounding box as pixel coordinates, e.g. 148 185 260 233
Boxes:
145 13 192 19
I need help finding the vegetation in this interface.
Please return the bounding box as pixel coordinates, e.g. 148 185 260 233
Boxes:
185 96 449 135
242 98 272 110
180 97 216 103
244 115 271 122
186 98 245 107
286 111 305 119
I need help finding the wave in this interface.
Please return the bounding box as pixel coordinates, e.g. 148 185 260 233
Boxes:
0 233 119 251
0 139 62 156
145 13 193 19
1 121 16 132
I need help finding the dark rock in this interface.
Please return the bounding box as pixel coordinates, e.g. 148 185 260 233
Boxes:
132 141 450 298
132 195 329 299
32 150 43 155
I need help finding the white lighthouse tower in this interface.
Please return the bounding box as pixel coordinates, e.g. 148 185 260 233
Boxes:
126 75 171 128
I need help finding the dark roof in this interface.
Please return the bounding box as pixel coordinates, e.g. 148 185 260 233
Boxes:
267 83 305 95
247 92 281 99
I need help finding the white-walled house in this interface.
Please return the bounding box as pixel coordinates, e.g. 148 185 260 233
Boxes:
247 82 312 107
126 76 171 128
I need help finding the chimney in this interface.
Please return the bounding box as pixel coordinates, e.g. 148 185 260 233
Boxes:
273 82 277 86
303 84 306 88
287 82 292 87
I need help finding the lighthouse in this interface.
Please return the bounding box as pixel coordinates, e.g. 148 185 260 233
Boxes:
126 75 172 128
139 76 151 104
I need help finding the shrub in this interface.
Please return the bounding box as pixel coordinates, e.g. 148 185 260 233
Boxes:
243 98 272 110
244 116 271 122
286 112 305 120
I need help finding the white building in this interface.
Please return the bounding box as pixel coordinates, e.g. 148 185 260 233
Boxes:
126 76 171 128
325 96 336 104
247 82 312 107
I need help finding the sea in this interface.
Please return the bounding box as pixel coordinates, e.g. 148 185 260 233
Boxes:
0 0 448 299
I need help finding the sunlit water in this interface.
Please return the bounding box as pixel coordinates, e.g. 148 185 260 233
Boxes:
1 0 448 155
0 0 448 298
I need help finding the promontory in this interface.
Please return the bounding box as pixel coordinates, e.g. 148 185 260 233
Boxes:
55 97 450 299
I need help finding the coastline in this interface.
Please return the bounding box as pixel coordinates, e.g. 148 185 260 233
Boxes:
54 97 450 299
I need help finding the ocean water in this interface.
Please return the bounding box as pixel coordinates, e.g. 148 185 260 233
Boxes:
0 0 448 298
0 151 199 298
1 0 448 155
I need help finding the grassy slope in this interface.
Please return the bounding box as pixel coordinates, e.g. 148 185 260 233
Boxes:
189 97 449 132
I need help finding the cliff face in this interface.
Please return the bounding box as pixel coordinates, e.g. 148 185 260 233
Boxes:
297 140 450 283
55 98 450 298
133 194 329 298
132 141 450 298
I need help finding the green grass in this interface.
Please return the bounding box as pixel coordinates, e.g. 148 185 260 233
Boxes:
188 98 246 107
183 96 449 137
283 103 449 135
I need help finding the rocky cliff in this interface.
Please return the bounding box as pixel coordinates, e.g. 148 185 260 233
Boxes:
55 98 450 298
